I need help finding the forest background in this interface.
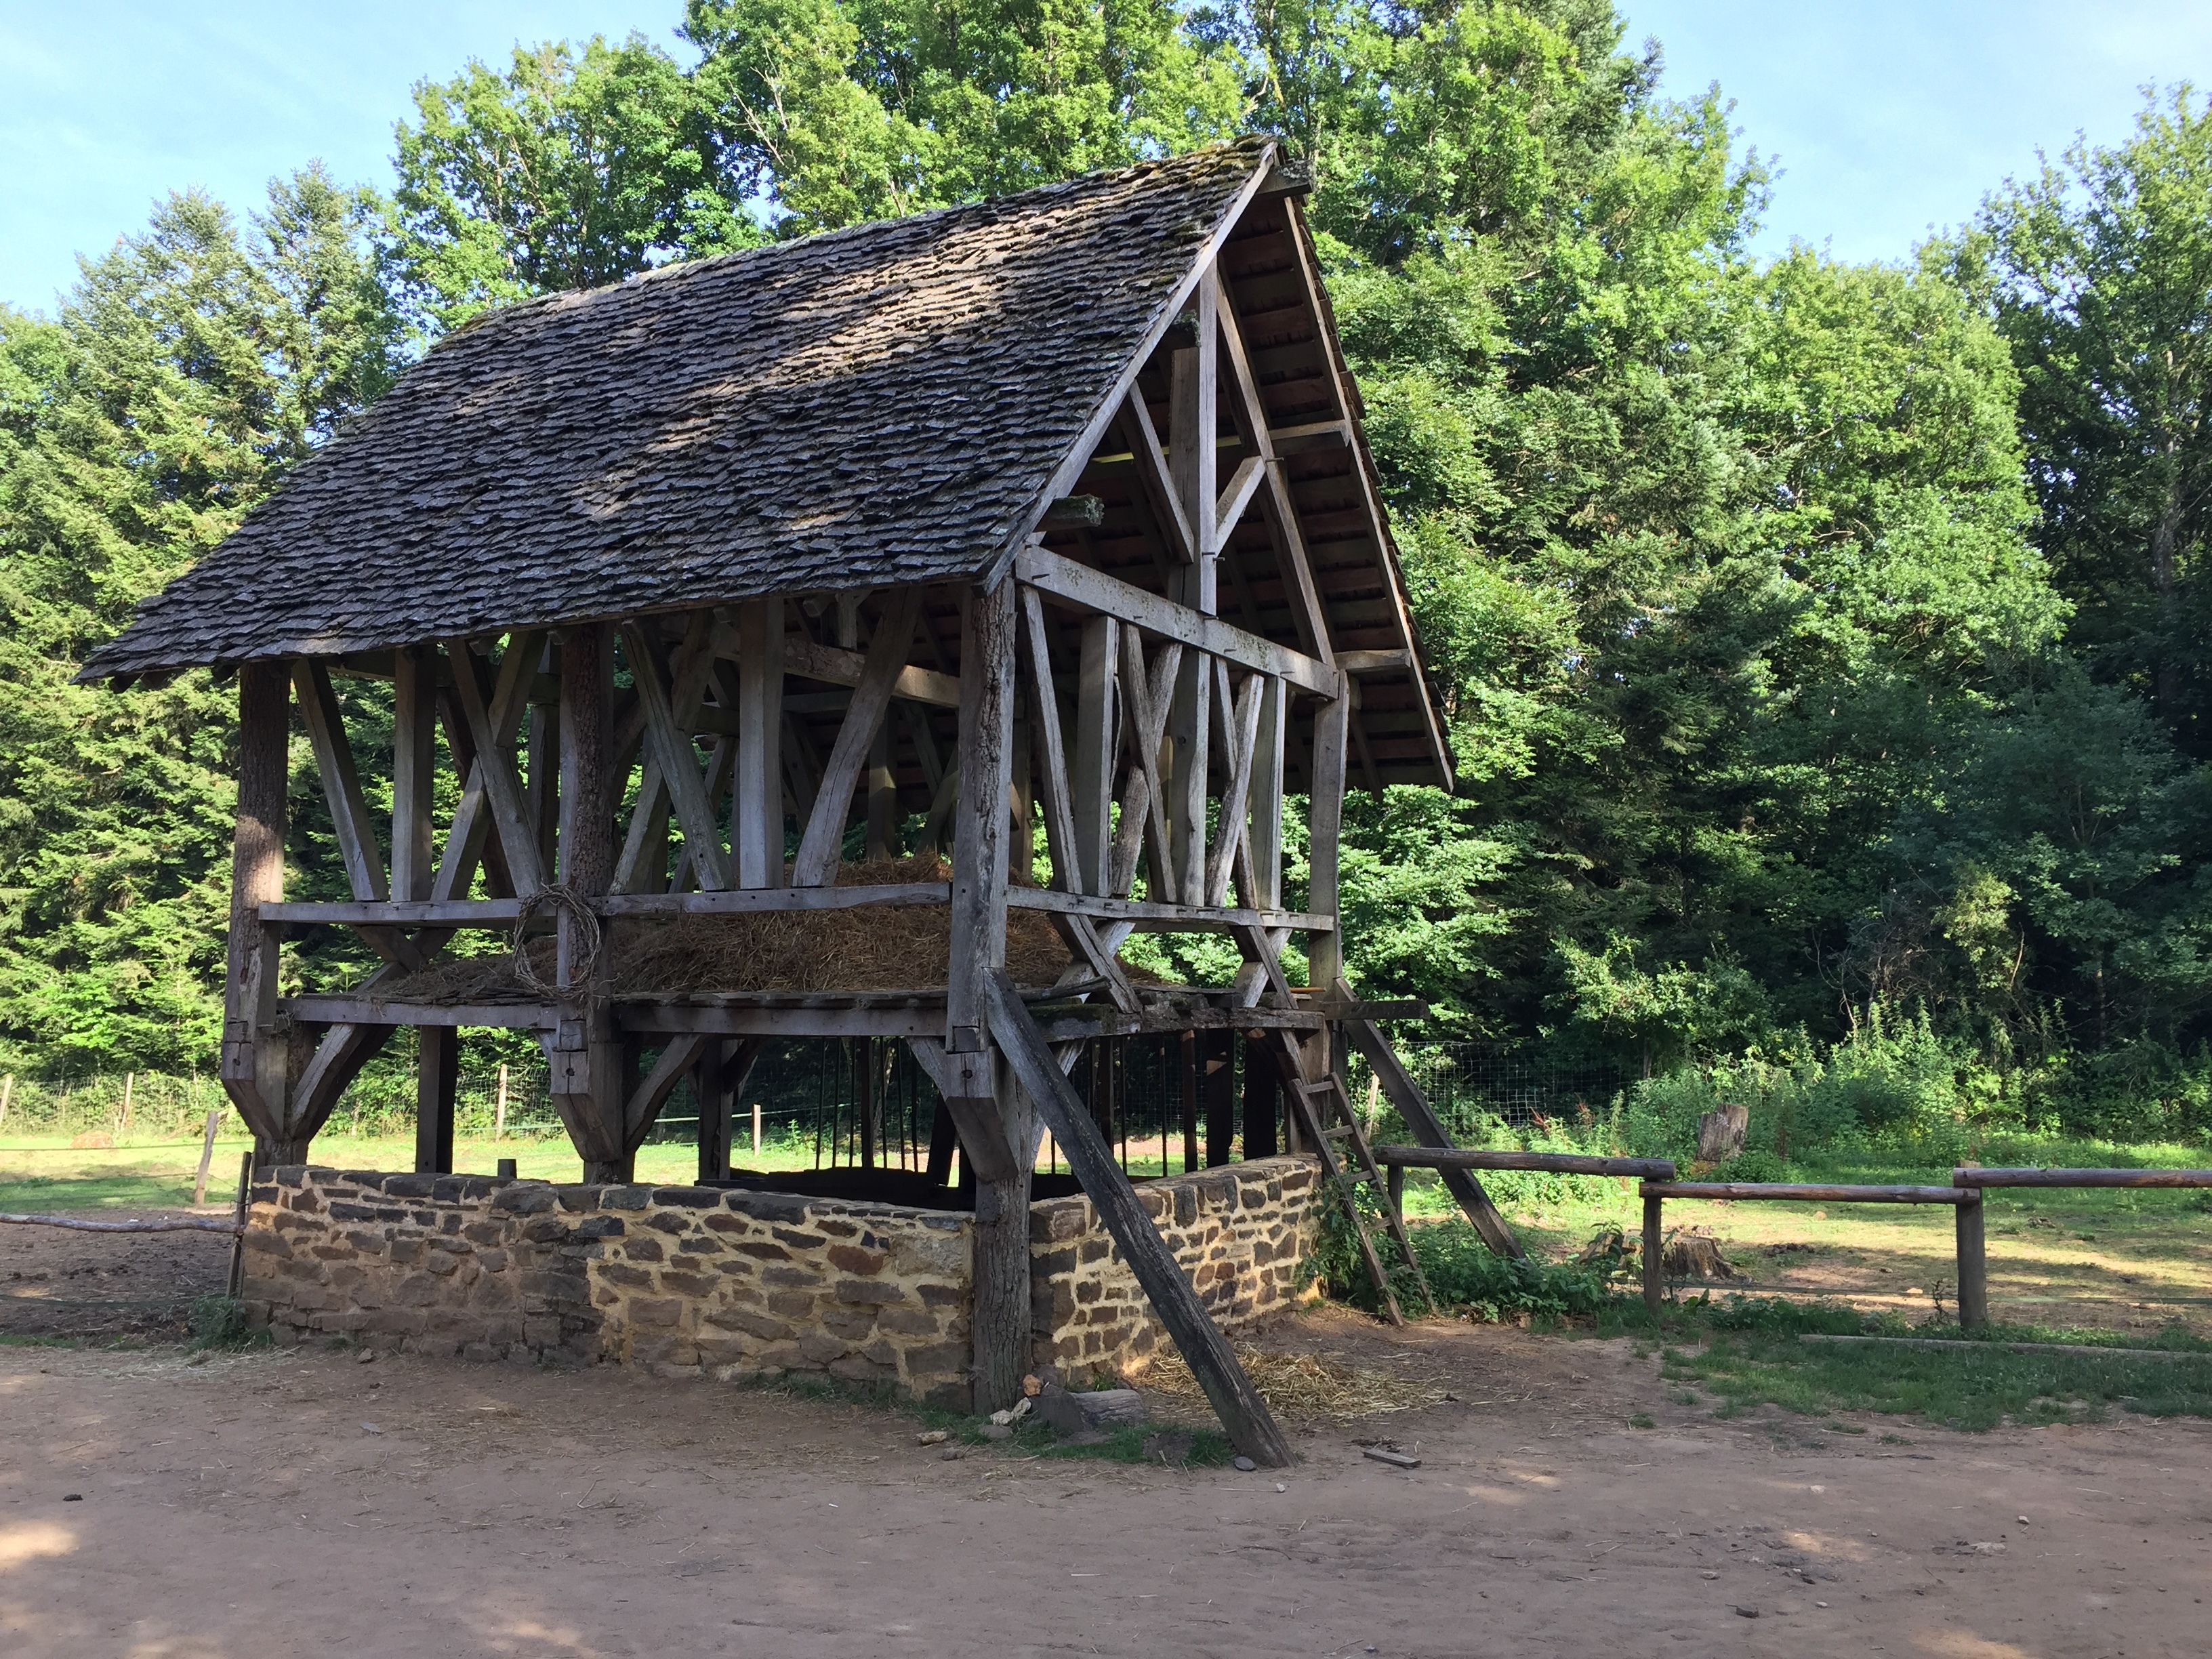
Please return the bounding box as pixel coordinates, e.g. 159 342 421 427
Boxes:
7 0 2212 1158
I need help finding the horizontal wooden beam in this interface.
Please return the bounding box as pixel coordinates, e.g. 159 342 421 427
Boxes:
1376 1149 1675 1179
1952 1166 2212 1189
1004 886 1332 935
265 886 955 928
1642 1183 1974 1204
783 637 960 710
1338 648 1412 674
1015 546 1339 699
283 996 551 1030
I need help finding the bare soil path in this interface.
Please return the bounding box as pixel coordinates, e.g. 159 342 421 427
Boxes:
1 1304 2205 1658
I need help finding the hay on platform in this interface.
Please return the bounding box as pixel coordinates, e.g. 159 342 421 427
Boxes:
377 855 1082 1001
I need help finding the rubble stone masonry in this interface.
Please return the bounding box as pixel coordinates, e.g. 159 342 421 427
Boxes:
1028 1154 1322 1378
241 1155 1322 1408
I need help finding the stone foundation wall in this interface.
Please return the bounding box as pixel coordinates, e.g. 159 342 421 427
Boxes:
1028 1154 1324 1378
243 1155 1324 1406
242 1169 974 1407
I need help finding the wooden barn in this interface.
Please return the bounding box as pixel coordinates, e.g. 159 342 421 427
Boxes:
81 137 1508 1462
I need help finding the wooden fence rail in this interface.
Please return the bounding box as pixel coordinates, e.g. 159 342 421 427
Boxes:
1639 1166 2212 1333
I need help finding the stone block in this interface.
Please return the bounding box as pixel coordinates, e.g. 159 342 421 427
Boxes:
623 1237 665 1263
628 1297 685 1328
874 1307 941 1336
651 1187 720 1208
766 1291 814 1318
826 1244 885 1275
661 1270 717 1298
834 1278 906 1306
796 1330 848 1364
573 1216 625 1240
647 1212 695 1235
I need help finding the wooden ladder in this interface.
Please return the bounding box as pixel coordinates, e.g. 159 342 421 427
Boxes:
1265 1025 1433 1325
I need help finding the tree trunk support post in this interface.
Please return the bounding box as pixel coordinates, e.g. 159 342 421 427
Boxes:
552 623 627 1183
1642 1193 1664 1316
1954 1189 1987 1331
944 578 1025 1412
221 661 297 1170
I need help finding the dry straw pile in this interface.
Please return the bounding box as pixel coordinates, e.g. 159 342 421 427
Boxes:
380 855 1078 1002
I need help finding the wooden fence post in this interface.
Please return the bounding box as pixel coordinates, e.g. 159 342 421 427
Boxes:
752 1101 763 1162
192 1108 222 1205
1955 1189 1987 1331
493 1063 509 1141
0 1074 13 1129
1642 1193 1664 1315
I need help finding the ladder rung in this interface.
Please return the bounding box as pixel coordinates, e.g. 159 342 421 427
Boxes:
1322 1126 1355 1141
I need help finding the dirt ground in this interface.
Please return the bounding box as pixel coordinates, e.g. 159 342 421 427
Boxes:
0 1221 2206 1658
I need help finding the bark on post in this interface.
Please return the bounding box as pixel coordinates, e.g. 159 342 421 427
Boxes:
552 623 627 1183
694 1040 728 1185
1955 1191 1988 1331
221 661 293 1168
1642 1193 1665 1315
944 579 1023 1410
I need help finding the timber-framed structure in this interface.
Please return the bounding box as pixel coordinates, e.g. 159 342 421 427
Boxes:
83 138 1498 1462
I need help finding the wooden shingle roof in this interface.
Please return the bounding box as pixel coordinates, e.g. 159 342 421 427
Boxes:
82 144 1273 678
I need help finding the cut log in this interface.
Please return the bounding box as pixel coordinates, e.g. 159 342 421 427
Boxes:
1037 1385 1147 1437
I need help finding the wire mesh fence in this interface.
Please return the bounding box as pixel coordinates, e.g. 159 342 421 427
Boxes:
0 1038 1633 1163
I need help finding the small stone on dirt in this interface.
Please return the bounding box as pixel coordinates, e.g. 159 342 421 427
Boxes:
917 1429 949 1446
939 1446 966 1461
362 1423 382 1435
1734 1606 1759 1618
981 1424 1012 1441
62 1494 81 1502
356 1349 377 1365
1233 1456 1257 1472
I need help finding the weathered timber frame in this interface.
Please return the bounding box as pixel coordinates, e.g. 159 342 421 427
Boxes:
110 142 1488 1441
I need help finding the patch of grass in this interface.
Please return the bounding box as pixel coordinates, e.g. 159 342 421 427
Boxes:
0 1168 215 1210
1652 1298 2212 1431
187 1296 268 1352
1629 1412 1656 1428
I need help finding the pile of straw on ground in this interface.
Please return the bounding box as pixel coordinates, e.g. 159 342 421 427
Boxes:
378 855 1082 1002
1139 1344 1449 1419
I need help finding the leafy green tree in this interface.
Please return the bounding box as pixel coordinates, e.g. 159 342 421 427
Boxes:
0 173 399 1076
386 33 757 331
1966 87 2212 753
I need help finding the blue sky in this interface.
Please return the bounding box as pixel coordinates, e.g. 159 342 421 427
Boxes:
4 1 2211 310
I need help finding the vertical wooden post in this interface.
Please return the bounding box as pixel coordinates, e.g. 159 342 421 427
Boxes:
1251 674 1286 908
415 1027 457 1174
1179 1033 1200 1172
945 579 1024 1409
222 661 296 1168
866 722 899 863
1642 1193 1664 1315
858 1037 878 1168
1071 616 1116 895
948 581 1015 1053
1386 1162 1404 1226
1306 689 1349 988
1955 1191 1988 1331
192 1107 222 1204
1204 1029 1235 1166
924 1098 956 1185
526 644 561 879
552 623 626 1183
734 599 785 888
1242 1030 1277 1159
753 1100 764 1164
695 1040 728 1185
493 1063 509 1140
392 646 438 902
